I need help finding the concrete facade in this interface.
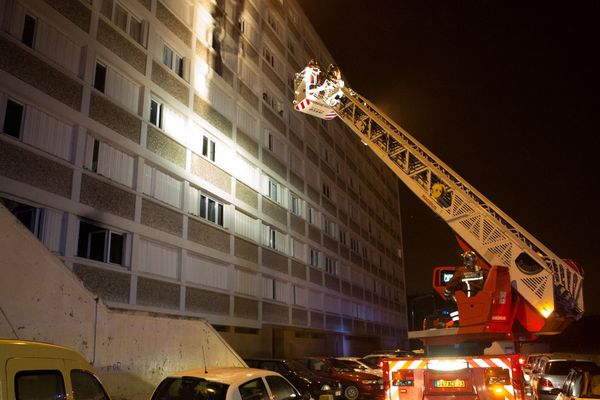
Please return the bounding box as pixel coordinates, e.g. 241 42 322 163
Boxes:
0 0 409 388
0 205 244 399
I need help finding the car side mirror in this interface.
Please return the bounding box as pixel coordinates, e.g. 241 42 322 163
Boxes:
550 389 562 395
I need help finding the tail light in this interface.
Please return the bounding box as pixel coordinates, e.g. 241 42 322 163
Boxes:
539 378 554 389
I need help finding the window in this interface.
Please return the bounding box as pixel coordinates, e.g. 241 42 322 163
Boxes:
153 377 229 400
265 376 300 400
77 221 126 266
266 13 279 34
323 217 336 237
202 136 216 161
350 238 359 253
262 90 284 118
163 44 184 78
267 226 277 249
307 206 317 225
239 379 269 400
322 182 330 198
268 179 279 203
199 195 224 226
339 230 347 246
325 257 337 275
94 62 107 92
71 370 110 400
287 39 295 55
263 47 275 68
150 98 163 128
100 0 144 45
2 98 24 138
290 193 301 216
362 246 368 259
15 370 65 400
22 14 36 48
309 248 319 267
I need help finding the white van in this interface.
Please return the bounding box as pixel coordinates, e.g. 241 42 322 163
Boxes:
0 339 111 400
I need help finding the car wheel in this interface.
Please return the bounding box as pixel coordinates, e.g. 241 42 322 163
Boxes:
343 385 359 400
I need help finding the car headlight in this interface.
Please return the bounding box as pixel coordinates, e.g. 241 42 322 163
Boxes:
321 385 331 391
361 380 379 385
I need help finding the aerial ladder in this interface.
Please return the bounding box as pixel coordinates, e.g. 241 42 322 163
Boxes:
292 62 584 346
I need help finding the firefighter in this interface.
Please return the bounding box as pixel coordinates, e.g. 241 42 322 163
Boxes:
326 64 342 83
443 251 487 302
304 59 322 89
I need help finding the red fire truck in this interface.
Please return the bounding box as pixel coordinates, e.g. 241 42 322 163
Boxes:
293 61 584 400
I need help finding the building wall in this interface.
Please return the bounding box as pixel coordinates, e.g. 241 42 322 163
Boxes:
0 204 245 400
0 0 408 363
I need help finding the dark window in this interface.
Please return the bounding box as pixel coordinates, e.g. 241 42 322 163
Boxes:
22 14 36 47
13 204 42 236
202 136 215 161
266 376 300 400
15 370 65 400
77 221 125 265
239 378 269 400
91 139 100 172
71 370 110 400
150 99 163 128
94 63 107 92
3 99 24 138
151 377 229 400
199 195 223 226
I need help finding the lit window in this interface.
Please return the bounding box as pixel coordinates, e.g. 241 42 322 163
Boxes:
268 180 278 203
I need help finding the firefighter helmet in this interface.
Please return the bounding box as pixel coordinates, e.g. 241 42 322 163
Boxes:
462 251 478 269
327 64 341 81
308 59 320 69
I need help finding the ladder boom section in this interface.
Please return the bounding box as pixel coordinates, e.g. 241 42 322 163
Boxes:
292 65 583 321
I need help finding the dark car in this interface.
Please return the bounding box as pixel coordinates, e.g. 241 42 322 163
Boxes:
245 358 342 400
295 357 384 400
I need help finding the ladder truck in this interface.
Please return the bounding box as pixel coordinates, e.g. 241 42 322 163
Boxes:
292 61 585 400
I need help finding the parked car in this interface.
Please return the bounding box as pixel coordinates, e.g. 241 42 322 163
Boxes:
555 367 600 400
0 339 111 400
525 353 550 382
334 358 382 377
151 367 308 400
530 356 598 400
245 358 342 400
295 357 384 400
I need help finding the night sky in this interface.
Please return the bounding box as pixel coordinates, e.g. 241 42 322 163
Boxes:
297 1 600 315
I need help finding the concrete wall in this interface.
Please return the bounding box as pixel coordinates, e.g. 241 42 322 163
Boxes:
0 205 245 400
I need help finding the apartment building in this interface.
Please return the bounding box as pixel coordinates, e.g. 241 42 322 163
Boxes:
0 0 408 356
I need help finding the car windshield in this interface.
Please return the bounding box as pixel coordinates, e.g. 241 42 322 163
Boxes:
361 358 383 369
546 361 597 375
286 360 314 374
333 360 366 372
152 377 229 400
327 359 356 372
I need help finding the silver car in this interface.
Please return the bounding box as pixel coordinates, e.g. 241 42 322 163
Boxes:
531 357 597 400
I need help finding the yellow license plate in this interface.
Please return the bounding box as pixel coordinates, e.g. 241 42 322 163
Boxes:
434 379 465 388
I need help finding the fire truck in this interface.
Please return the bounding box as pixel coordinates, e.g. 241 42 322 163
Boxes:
292 61 585 400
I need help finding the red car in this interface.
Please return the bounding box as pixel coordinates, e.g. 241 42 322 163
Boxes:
295 357 384 400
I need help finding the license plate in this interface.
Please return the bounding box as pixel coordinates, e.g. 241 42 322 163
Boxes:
335 391 341 396
434 379 465 388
